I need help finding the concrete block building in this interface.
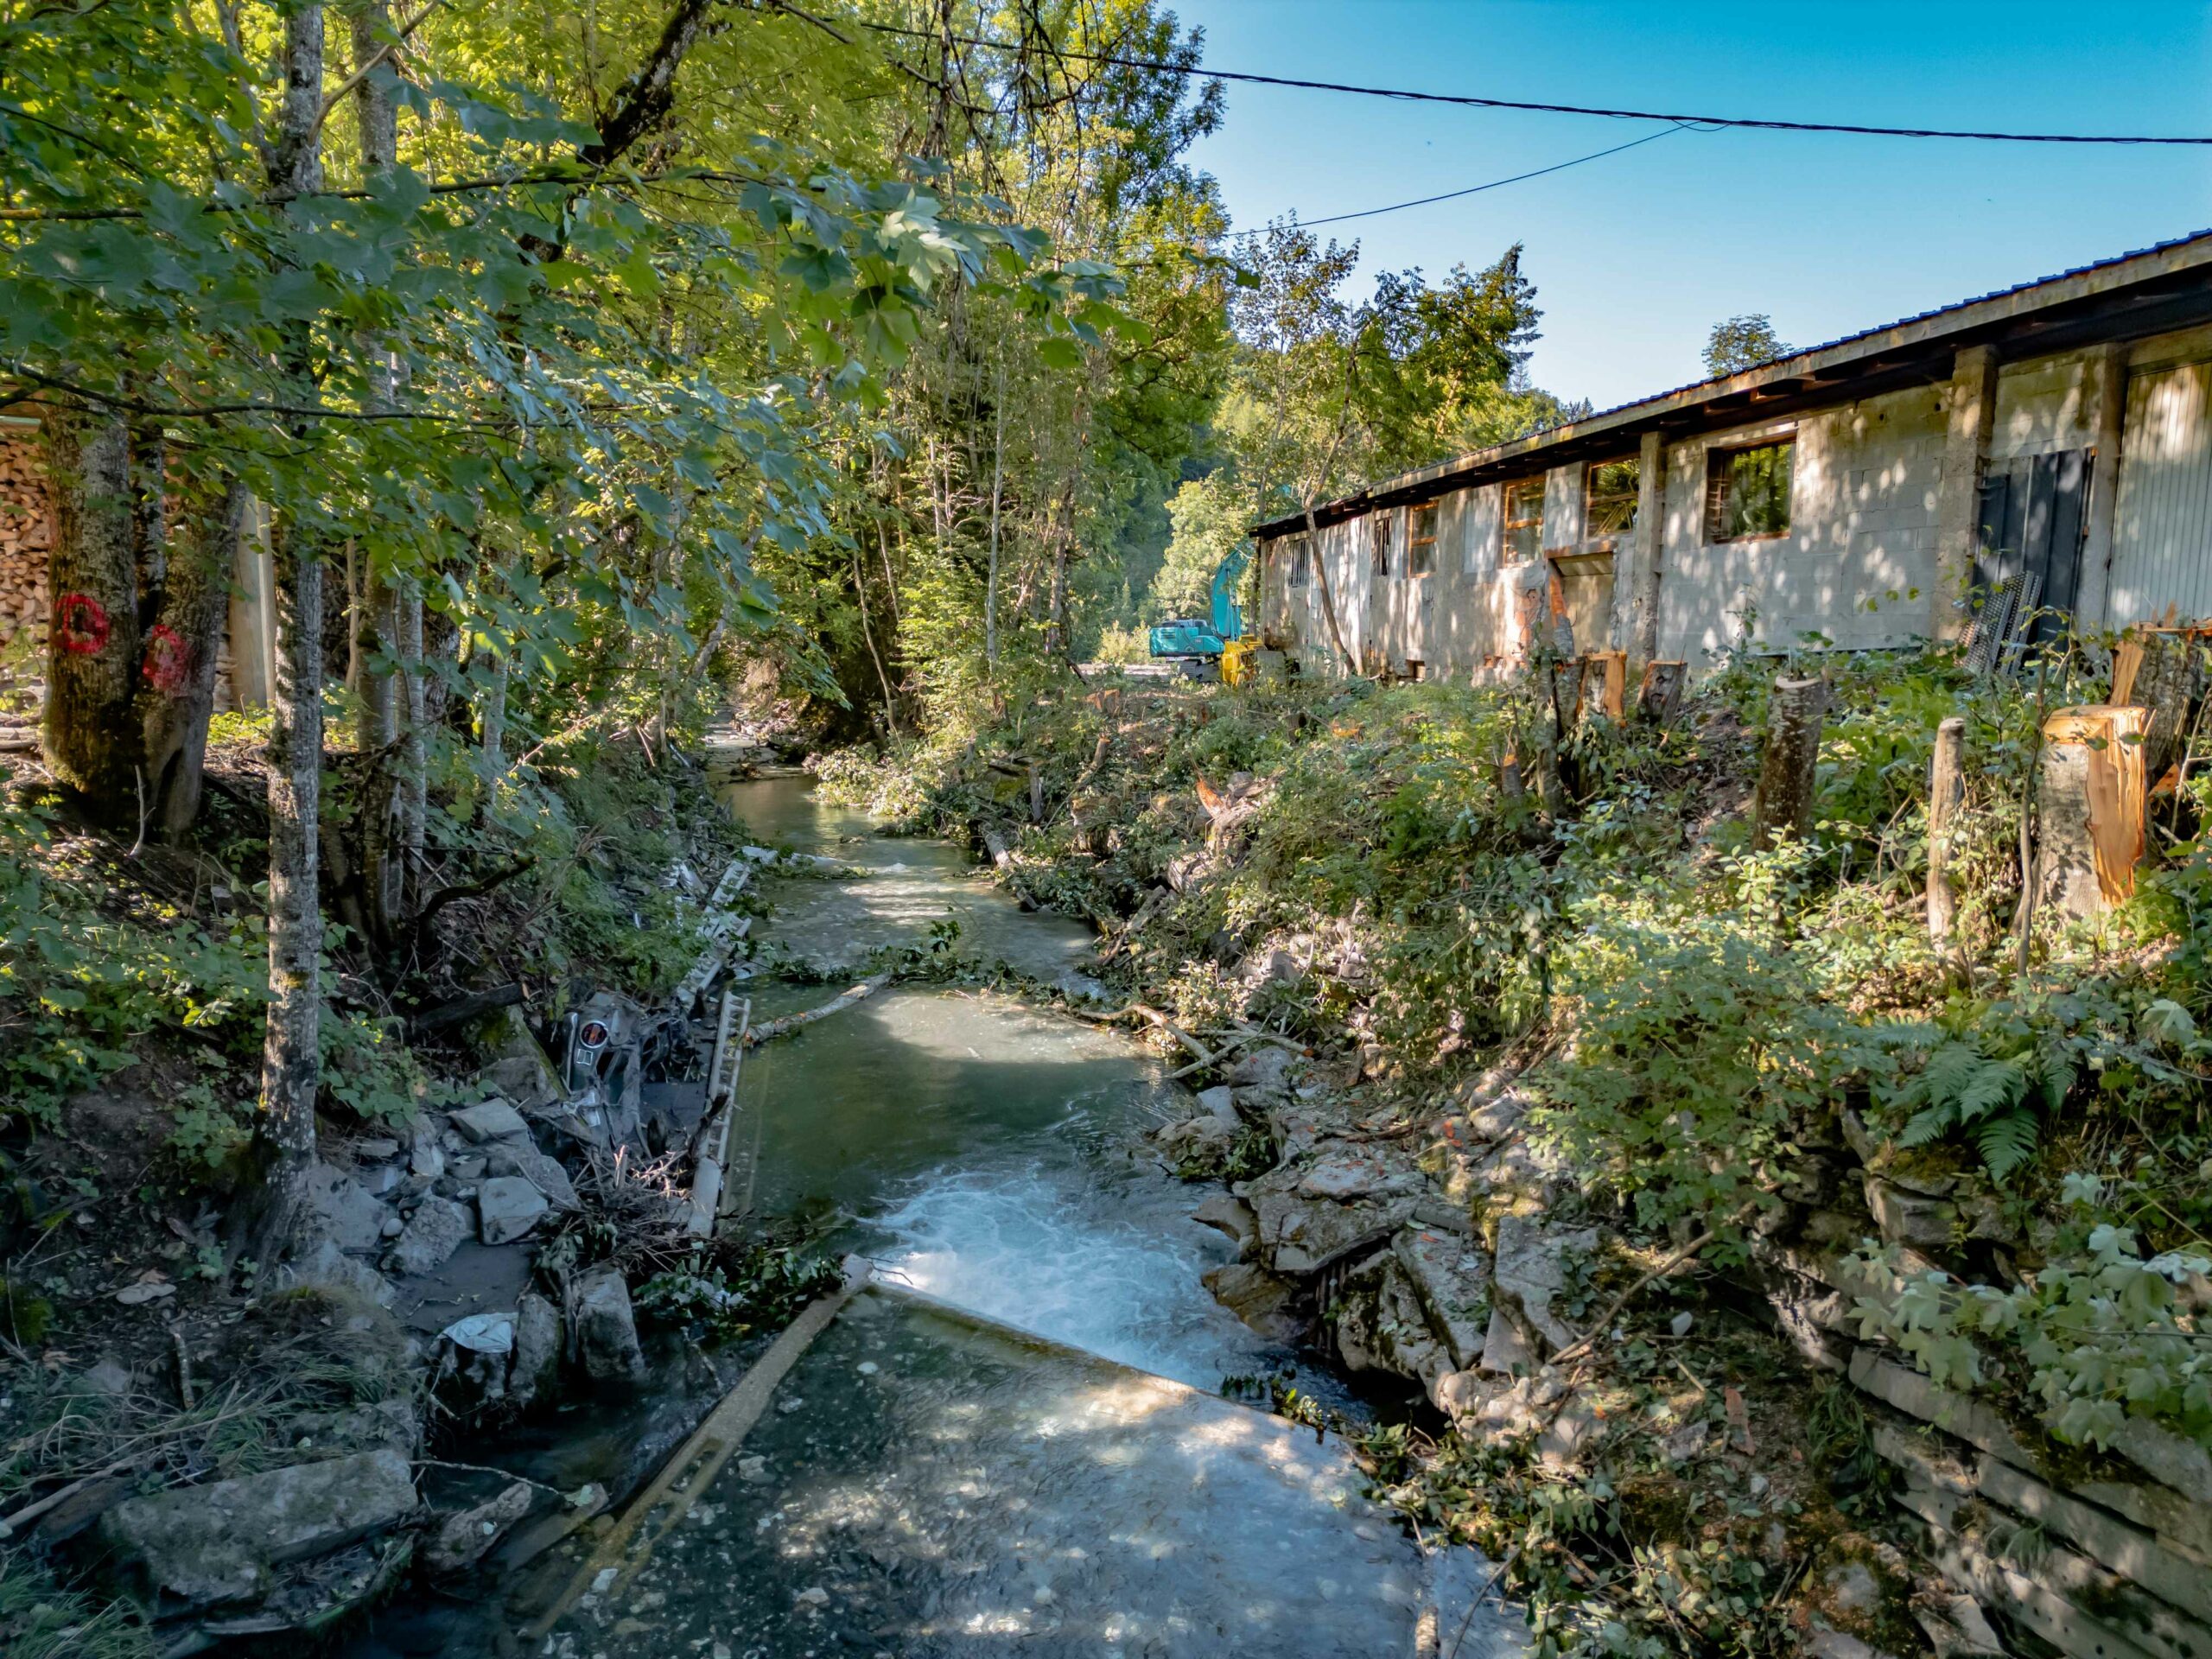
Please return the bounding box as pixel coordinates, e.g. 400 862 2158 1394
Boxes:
1253 229 2212 679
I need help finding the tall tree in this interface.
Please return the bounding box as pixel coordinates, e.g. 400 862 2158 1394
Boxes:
1704 313 1795 377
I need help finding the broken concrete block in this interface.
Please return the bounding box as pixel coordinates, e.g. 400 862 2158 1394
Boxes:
301 1163 388 1254
485 1143 580 1211
574 1266 645 1381
1491 1212 1599 1354
477 1176 550 1246
449 1100 531 1144
511 1292 562 1407
99 1449 416 1609
385 1197 470 1277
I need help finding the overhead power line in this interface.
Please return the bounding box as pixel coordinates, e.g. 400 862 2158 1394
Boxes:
1262 124 1693 232
853 19 2212 147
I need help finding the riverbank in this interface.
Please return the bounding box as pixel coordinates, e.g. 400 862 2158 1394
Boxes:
817 653 2212 1659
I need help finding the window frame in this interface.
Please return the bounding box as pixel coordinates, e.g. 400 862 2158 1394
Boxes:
1705 438 1796 543
1407 500 1439 577
1371 512 1395 578
1286 535 1310 588
1583 457 1640 540
1502 478 1545 566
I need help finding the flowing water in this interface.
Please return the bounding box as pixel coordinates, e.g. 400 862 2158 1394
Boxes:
721 773 1313 1392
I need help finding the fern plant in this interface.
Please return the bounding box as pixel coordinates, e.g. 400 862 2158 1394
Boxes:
1886 1035 2070 1182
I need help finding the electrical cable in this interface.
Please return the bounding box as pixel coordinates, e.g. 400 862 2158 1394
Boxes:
850 18 2212 147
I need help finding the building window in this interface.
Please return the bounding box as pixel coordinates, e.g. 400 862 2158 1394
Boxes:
1408 501 1438 576
1584 458 1639 538
1371 513 1395 577
1286 537 1310 588
1707 439 1794 542
1503 479 1544 564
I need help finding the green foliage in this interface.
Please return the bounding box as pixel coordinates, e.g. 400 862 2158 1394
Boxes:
0 1554 150 1659
635 1236 842 1342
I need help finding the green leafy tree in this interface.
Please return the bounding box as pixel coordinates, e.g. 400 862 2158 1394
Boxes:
1704 312 1796 377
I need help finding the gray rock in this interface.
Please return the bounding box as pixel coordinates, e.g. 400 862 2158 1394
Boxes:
283 1239 398 1309
478 1176 549 1245
1478 1306 1535 1376
511 1293 562 1406
75 1357 134 1396
423 1480 534 1576
353 1137 401 1162
1536 1389 1608 1471
574 1266 645 1381
1333 1255 1451 1387
449 1100 531 1144
285 1397 422 1459
1224 1043 1295 1096
1195 1085 1242 1129
1465 1086 1530 1145
1490 1212 1599 1355
409 1134 446 1181
386 1197 470 1277
98 1449 416 1610
1296 1145 1424 1203
1202 1261 1302 1342
448 1154 487 1183
1392 1227 1491 1371
301 1162 388 1253
1158 1114 1236 1159
485 1143 580 1211
1863 1175 1958 1253
1191 1193 1258 1257
380 1215 404 1238
1244 1169 1415 1275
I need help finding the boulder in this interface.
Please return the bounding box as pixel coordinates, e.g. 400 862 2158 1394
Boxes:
99 1450 416 1610
1478 1306 1535 1376
1202 1261 1302 1343
1243 1160 1416 1275
449 1100 531 1145
1490 1212 1599 1355
385 1197 470 1278
300 1163 388 1254
408 1122 446 1181
282 1239 398 1310
1464 1084 1531 1146
1332 1255 1451 1387
486 1143 580 1211
1863 1176 1958 1254
1194 1085 1242 1129
1224 1043 1296 1097
510 1293 562 1406
1296 1143 1424 1204
1191 1192 1258 1257
574 1266 645 1381
283 1397 421 1459
477 1177 550 1245
423 1480 535 1576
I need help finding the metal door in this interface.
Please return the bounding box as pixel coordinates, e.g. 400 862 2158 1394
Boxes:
1975 448 2088 643
2108 361 2212 628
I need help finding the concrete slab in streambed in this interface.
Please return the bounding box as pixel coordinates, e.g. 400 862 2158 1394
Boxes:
553 1284 1451 1657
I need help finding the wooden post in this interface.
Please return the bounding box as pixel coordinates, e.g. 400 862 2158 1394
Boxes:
1933 345 1999 644
1926 715 1966 941
1751 674 1829 849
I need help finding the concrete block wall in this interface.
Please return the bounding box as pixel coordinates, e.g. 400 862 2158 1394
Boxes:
0 425 51 652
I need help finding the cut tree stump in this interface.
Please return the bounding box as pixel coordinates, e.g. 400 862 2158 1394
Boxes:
1751 674 1829 849
2036 704 2147 919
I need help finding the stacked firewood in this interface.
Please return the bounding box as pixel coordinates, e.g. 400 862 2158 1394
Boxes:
0 430 52 649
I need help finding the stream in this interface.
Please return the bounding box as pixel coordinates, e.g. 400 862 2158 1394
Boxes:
340 772 1522 1658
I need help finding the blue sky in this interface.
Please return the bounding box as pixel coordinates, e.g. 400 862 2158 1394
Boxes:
1175 0 2212 410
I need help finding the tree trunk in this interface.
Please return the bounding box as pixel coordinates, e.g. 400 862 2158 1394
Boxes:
140 480 249 839
1926 715 1965 942
1751 674 1829 849
479 647 509 781
41 409 143 814
985 353 1005 671
245 0 329 1263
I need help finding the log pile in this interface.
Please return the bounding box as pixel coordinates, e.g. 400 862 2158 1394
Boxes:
0 429 53 650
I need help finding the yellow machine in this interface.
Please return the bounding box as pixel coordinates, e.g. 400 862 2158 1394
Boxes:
1221 638 1260 687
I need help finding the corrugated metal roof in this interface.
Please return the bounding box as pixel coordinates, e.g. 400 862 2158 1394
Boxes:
1255 226 2212 537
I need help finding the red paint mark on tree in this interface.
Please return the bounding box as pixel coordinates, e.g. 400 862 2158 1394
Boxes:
54 593 110 655
143 623 189 696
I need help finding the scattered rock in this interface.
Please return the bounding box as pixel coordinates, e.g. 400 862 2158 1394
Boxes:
1194 1084 1242 1128
386 1196 471 1277
423 1480 535 1576
1243 1160 1417 1275
1296 1144 1425 1204
1662 1421 1711 1464
409 1135 446 1181
1157 1114 1236 1159
478 1176 550 1245
449 1100 531 1144
1392 1227 1491 1370
1536 1389 1608 1471
485 1142 581 1211
574 1266 645 1381
76 1358 134 1396
1863 1175 1958 1254
1490 1211 1599 1354
1202 1261 1302 1342
285 1397 421 1459
1225 1043 1296 1096
1464 1085 1530 1145
115 1278 176 1306
448 1154 487 1184
1333 1254 1451 1387
1477 1306 1535 1376
283 1239 398 1309
511 1293 562 1406
353 1137 401 1162
1191 1192 1258 1257
98 1449 416 1611
301 1162 389 1254
380 1215 404 1239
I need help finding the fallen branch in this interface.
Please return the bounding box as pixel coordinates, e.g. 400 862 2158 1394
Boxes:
1548 1200 1760 1366
1068 1001 1214 1065
408 855 537 944
0 1457 139 1539
744 970 893 1046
